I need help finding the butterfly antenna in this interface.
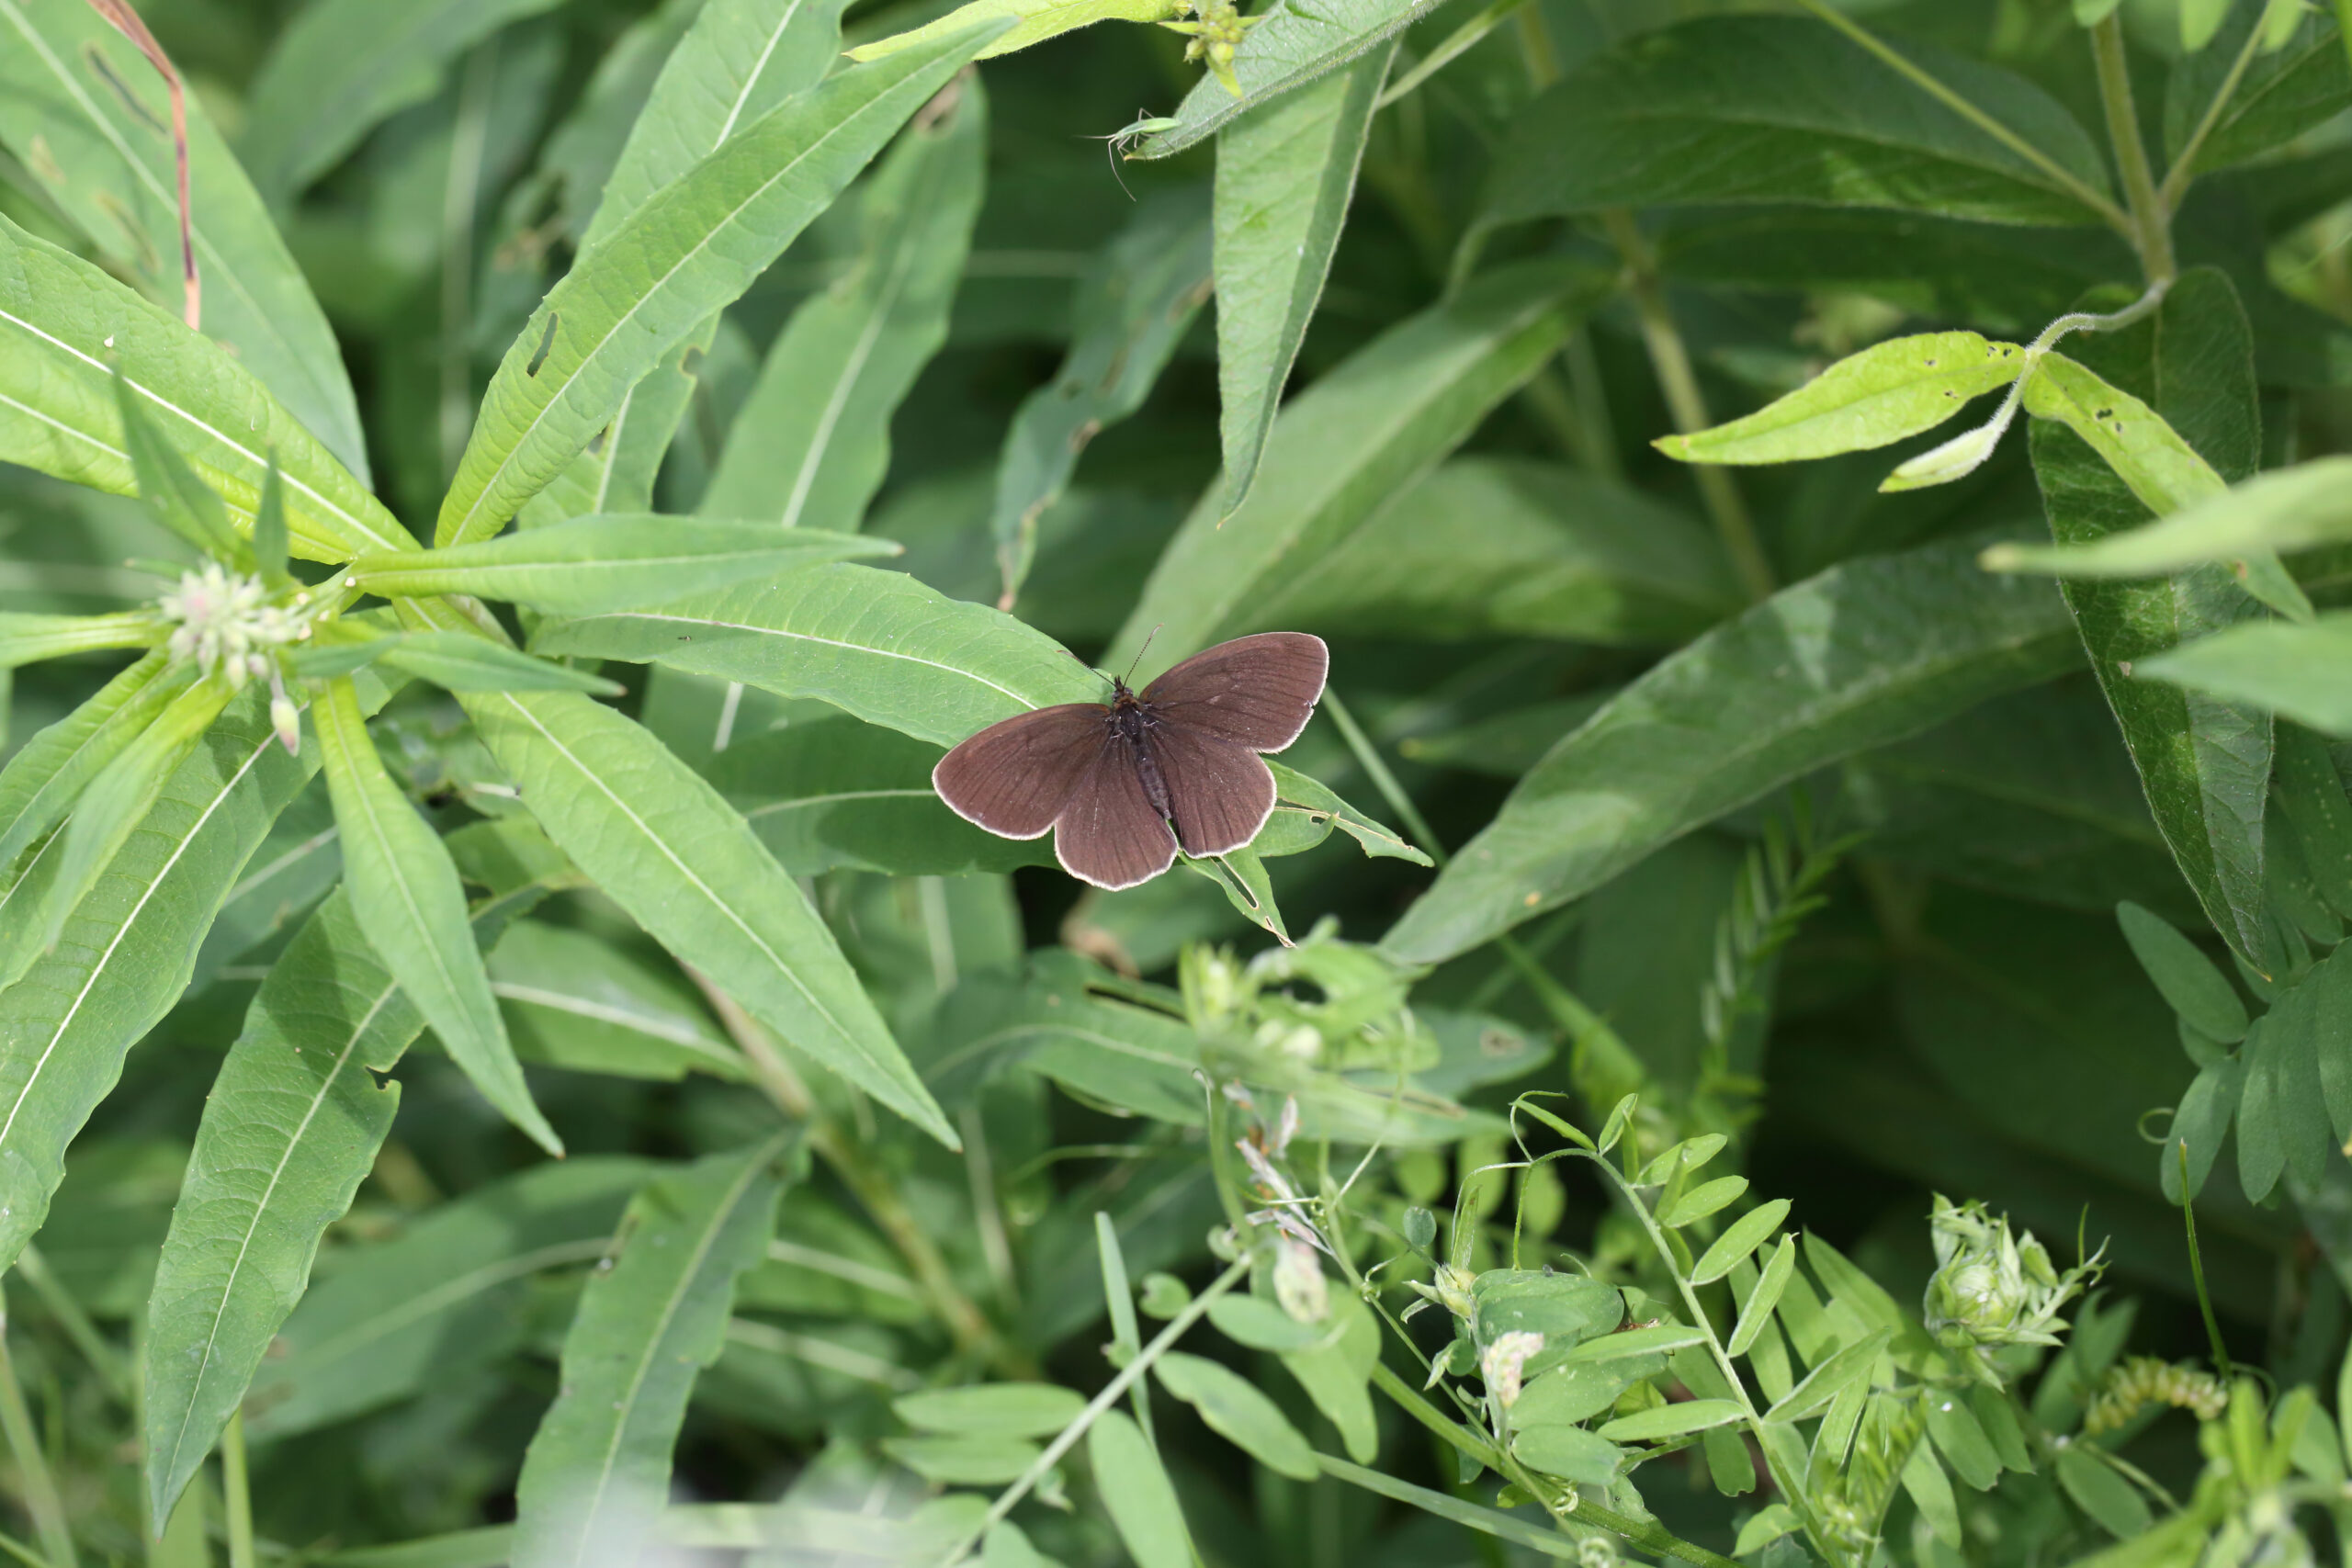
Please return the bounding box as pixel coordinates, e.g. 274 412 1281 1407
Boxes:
1122 626 1161 687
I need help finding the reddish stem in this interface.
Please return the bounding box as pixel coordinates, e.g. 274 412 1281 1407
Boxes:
85 0 198 330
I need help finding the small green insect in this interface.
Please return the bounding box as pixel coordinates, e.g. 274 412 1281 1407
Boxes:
1159 0 1262 96
1091 110 1182 197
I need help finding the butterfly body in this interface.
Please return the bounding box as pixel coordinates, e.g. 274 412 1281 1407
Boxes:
932 632 1329 890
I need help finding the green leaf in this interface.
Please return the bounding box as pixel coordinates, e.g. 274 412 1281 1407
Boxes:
0 212 405 560
1086 1408 1193 1568
2183 0 2232 50
1984 457 2352 578
2165 8 2352 175
244 1159 656 1439
1691 1199 1792 1285
1155 1350 1319 1480
315 677 560 1155
2026 270 2278 971
579 0 852 252
2276 721 2352 917
354 515 898 616
1927 1392 2004 1490
0 683 322 1278
238 0 569 200
1763 1329 1890 1422
115 367 249 568
143 890 435 1519
0 651 180 880
2022 353 2232 518
2115 899 2249 1041
709 716 1025 877
530 562 1102 748
1109 259 1605 674
879 1435 1040 1485
2057 1446 2154 1538
1729 1235 1798 1357
1565 1325 1707 1363
1280 1292 1380 1463
847 0 1182 62
436 26 1008 547
1482 17 2112 230
1903 1440 1962 1547
1130 0 1469 160
895 1382 1085 1438
1382 536 2079 964
0 610 153 669
1213 46 1388 516
1262 458 1736 646
1512 1424 1627 1485
992 191 1211 602
1597 1399 1745 1441
1656 1174 1748 1228
1657 333 2027 466
508 1139 791 1568
489 920 746 1082
16 671 232 979
2134 615 2352 734
447 674 954 1144
1207 1294 1326 1351
376 635 626 696
701 76 987 532
0 0 370 477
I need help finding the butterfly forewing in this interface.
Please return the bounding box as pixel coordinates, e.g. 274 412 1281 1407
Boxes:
1141 632 1329 751
1149 728 1275 856
930 703 1107 839
1055 736 1179 889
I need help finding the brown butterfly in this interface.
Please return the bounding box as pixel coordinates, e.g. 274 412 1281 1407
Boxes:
932 632 1329 890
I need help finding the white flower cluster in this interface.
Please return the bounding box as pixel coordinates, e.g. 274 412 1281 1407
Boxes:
157 563 312 753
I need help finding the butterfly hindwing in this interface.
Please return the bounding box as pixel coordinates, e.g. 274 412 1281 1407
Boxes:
1054 734 1180 889
1149 727 1275 857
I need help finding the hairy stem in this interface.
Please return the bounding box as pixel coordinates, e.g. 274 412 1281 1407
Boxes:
1601 210 1777 603
2090 15 2179 286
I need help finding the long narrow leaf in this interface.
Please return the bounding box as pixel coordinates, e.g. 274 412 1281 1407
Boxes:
436 23 1009 547
314 678 560 1155
509 1138 789 1568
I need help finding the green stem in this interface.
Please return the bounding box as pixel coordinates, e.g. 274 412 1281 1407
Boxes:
2089 14 2179 286
1790 0 2132 236
221 1411 255 1568
1367 1363 1741 1568
1586 1153 1845 1568
2158 17 2267 209
935 1257 1250 1567
1600 210 1776 603
10 1250 122 1404
1320 690 1442 864
688 972 1035 1380
2178 1144 2232 1377
0 1314 74 1568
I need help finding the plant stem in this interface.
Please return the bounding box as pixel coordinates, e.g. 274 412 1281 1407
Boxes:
2178 1145 2232 1377
2158 17 2266 209
0 1313 74 1568
1790 0 2132 235
1320 690 1442 864
1367 1362 1741 1568
1600 210 1777 603
935 1257 1250 1566
688 973 1035 1379
10 1249 122 1404
220 1411 255 1568
2089 15 2178 286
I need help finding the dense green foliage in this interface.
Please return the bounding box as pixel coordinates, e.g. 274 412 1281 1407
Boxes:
2 0 2351 1563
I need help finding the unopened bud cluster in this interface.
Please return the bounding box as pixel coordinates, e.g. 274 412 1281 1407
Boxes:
1923 1194 2099 1359
157 562 318 753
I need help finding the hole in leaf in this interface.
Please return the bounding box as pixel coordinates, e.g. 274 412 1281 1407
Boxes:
526 312 560 377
